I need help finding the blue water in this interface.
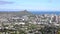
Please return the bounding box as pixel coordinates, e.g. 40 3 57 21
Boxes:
0 11 60 15
30 11 60 15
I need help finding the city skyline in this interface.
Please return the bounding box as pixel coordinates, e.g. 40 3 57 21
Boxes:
0 0 60 11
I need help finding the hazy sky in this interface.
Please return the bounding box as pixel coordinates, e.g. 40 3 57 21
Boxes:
0 0 60 11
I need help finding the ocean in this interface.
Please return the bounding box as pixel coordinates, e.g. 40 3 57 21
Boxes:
30 11 60 15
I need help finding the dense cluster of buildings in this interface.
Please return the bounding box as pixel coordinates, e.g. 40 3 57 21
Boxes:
0 14 60 34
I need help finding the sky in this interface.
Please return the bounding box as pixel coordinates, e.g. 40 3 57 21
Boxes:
0 0 60 11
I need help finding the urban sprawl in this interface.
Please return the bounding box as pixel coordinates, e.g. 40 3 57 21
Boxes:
0 11 60 34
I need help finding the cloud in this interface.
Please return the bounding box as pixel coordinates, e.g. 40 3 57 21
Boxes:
0 1 14 5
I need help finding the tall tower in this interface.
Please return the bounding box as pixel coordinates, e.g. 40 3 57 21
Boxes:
58 16 60 24
51 14 58 23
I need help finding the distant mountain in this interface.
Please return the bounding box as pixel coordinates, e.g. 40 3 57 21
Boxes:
14 10 33 16
0 10 33 16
